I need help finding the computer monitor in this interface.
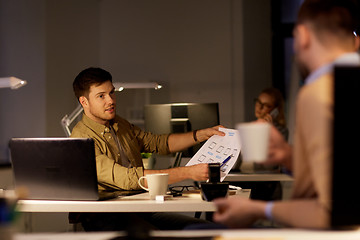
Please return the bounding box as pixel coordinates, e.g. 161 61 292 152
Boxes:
332 65 360 228
144 103 220 157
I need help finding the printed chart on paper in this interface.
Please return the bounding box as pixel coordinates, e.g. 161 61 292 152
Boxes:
186 128 241 181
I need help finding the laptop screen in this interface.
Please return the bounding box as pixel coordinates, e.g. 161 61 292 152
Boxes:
9 138 99 200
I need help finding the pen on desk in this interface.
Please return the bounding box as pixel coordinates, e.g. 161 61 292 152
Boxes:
220 155 232 168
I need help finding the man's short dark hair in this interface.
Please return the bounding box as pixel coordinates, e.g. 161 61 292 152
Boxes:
73 67 112 100
297 0 360 38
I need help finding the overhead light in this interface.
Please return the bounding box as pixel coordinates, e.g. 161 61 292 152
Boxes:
113 82 162 92
0 77 27 89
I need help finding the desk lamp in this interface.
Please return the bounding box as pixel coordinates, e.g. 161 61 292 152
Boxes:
61 82 162 136
0 77 27 168
0 77 27 89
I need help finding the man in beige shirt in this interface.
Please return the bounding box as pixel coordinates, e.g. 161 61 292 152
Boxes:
213 0 360 229
71 68 224 191
71 67 224 230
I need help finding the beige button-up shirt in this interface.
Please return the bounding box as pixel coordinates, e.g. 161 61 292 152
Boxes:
291 73 333 226
71 114 170 191
290 53 360 227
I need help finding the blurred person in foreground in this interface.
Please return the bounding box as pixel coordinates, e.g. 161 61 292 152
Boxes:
213 0 360 229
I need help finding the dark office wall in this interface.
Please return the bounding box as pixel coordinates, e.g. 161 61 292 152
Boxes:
0 0 272 138
97 0 270 129
0 0 46 164
43 0 255 136
99 0 245 129
46 0 100 137
242 0 272 122
45 0 269 135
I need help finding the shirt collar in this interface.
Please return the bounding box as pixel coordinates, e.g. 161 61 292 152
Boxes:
304 52 360 85
82 113 119 134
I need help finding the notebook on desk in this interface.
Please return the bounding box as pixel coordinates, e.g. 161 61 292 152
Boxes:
9 138 143 201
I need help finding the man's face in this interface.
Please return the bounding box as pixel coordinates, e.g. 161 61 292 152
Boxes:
82 80 116 125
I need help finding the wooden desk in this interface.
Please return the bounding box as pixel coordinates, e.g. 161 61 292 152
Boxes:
17 190 251 213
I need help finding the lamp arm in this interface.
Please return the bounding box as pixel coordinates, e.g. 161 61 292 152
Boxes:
67 104 83 123
60 104 83 137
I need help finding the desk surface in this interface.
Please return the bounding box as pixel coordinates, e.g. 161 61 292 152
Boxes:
13 229 360 240
225 173 293 182
17 190 251 213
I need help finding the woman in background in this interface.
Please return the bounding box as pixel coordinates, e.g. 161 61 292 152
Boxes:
254 87 288 140
238 87 288 202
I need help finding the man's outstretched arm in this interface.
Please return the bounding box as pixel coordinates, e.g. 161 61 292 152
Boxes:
167 125 225 153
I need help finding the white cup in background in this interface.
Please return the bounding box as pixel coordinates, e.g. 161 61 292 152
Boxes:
236 122 271 163
138 173 169 199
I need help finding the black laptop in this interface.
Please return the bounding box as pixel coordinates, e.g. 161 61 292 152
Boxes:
9 138 143 201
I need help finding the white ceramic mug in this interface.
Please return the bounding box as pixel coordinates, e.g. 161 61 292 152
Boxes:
138 173 169 199
236 122 271 163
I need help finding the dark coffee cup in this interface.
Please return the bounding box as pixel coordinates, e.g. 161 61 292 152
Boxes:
200 182 229 201
208 163 220 183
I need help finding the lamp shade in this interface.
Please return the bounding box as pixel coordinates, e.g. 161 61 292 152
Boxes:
0 77 27 89
113 82 162 92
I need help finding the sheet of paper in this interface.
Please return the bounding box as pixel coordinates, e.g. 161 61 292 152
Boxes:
186 128 241 181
